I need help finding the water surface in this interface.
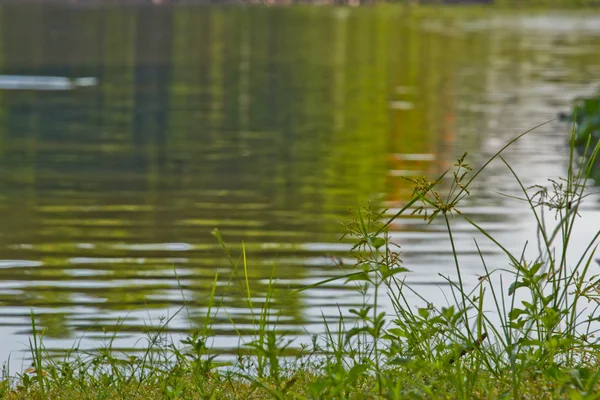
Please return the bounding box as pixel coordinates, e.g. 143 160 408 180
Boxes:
0 5 599 360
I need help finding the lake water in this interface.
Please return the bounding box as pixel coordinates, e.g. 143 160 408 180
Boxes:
0 5 599 362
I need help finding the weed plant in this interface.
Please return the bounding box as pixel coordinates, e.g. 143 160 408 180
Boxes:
2 123 600 399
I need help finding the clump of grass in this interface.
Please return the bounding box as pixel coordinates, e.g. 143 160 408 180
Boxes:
2 122 600 399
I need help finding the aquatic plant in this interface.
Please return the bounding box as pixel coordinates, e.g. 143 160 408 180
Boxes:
560 94 600 149
559 94 600 184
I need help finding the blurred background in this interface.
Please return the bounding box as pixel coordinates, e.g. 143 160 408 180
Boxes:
0 2 599 362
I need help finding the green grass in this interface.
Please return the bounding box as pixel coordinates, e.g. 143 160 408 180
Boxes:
2 123 600 399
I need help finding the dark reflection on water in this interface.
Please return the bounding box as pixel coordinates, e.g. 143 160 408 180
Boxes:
0 5 599 357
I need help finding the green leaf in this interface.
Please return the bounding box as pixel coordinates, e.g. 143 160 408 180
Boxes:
542 293 554 307
379 263 389 275
509 308 528 321
541 307 560 328
543 363 571 384
345 327 371 343
544 337 560 350
371 237 386 249
508 319 526 329
508 280 528 296
389 357 411 365
418 308 430 319
516 338 541 346
557 337 577 349
382 267 410 280
349 307 371 319
441 306 455 320
522 301 535 311
345 272 371 284
529 262 544 276
386 328 408 338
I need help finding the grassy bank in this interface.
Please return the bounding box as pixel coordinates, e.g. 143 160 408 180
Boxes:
2 124 600 399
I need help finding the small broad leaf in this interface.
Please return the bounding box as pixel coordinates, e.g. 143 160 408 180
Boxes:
516 338 541 346
508 280 528 296
544 337 560 351
529 262 544 276
379 263 389 275
522 301 535 311
345 272 371 284
542 293 554 307
509 319 526 329
509 308 528 321
345 326 371 343
349 306 372 319
543 363 571 384
441 306 455 320
387 328 408 338
382 267 410 280
389 357 411 365
371 237 386 249
558 337 577 349
541 307 560 328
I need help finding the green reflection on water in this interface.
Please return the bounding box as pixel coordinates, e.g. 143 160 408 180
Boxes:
0 5 597 347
